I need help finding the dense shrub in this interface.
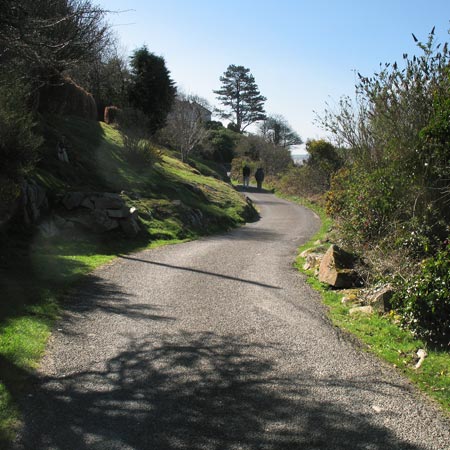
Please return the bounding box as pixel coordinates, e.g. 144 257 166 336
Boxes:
326 163 411 246
258 143 292 176
0 81 42 181
278 164 329 197
122 138 161 169
200 127 237 163
0 79 42 225
416 81 450 234
274 140 341 199
319 32 449 256
392 243 450 348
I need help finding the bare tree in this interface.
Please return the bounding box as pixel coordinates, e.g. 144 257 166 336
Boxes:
162 92 211 162
70 40 130 113
0 0 111 86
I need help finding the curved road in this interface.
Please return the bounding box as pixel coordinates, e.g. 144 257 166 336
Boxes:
16 190 450 449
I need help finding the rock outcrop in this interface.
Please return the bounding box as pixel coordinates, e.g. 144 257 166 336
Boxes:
300 245 328 273
59 191 141 236
36 191 142 238
318 244 360 288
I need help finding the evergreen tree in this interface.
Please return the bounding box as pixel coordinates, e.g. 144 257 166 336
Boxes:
214 65 266 133
128 46 176 134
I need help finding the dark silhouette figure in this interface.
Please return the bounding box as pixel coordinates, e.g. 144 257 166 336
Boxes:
57 135 69 163
255 167 264 191
242 164 251 188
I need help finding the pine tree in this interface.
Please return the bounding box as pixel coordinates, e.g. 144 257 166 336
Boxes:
214 65 266 133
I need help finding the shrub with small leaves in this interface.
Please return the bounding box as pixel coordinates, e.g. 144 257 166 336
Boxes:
392 242 450 348
326 163 411 247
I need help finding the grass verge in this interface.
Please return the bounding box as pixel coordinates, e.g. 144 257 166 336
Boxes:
284 194 450 415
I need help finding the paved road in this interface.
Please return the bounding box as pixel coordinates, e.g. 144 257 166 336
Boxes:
16 190 450 449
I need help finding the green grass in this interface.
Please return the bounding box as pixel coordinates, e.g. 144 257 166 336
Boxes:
284 194 450 415
0 116 255 446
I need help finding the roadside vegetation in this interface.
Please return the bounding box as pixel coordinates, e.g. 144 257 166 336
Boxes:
268 29 450 415
285 198 450 415
271 29 450 351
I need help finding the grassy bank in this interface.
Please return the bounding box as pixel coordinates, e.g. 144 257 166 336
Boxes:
283 194 450 415
0 116 256 445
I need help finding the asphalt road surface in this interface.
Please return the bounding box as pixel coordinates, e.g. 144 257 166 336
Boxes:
15 189 450 450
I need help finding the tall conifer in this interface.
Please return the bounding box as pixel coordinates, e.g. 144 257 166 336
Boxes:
214 65 266 133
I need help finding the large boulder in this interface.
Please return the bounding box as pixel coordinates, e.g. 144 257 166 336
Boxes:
318 244 360 288
300 245 328 272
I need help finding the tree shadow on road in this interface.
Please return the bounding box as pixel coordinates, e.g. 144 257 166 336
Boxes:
61 274 176 323
117 255 282 290
15 331 426 450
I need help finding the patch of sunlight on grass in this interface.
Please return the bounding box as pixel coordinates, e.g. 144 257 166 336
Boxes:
0 316 51 369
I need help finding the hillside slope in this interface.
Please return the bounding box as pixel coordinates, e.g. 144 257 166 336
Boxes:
38 116 255 236
0 116 256 445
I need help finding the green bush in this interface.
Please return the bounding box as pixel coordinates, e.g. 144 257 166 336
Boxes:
0 81 42 181
122 137 161 169
326 163 411 246
0 79 42 219
416 81 450 231
278 164 329 197
117 107 161 169
392 243 450 348
200 127 237 163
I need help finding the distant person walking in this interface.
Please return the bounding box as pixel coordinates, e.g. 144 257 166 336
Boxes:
242 164 251 188
255 167 265 191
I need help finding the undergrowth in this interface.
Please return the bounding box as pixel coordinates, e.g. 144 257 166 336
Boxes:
285 194 450 415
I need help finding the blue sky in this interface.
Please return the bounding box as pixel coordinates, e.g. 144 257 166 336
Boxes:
96 0 450 153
